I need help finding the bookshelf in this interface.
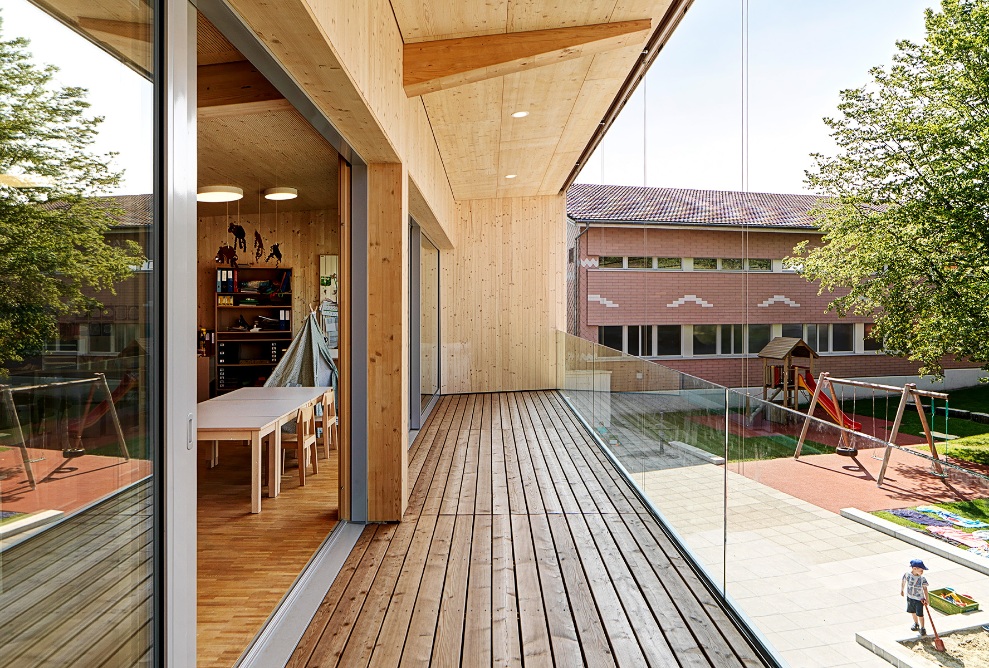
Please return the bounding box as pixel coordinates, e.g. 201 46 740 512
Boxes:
213 266 292 394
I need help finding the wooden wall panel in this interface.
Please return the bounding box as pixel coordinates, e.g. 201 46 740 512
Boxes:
442 195 566 394
366 163 409 521
197 209 339 334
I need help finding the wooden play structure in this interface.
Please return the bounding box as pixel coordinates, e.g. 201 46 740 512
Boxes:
794 371 948 485
758 337 818 409
0 374 132 488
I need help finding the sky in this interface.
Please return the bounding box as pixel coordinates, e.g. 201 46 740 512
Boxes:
0 0 153 195
577 0 936 194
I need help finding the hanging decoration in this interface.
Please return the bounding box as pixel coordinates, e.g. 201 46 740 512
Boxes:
265 243 282 266
215 244 238 267
228 220 247 252
254 229 264 262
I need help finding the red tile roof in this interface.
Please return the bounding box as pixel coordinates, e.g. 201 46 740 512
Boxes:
567 183 826 229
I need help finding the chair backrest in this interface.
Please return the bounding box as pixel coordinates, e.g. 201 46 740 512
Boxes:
297 404 317 443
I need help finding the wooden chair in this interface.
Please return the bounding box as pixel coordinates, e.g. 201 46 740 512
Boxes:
314 389 338 460
281 405 318 485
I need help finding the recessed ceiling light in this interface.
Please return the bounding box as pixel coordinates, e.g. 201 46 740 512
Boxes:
511 111 529 118
263 187 298 201
505 174 517 179
197 185 243 202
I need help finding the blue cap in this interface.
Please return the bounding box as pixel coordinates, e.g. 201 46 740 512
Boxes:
910 559 928 570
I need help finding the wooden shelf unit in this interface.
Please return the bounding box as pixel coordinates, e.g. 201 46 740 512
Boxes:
214 266 293 395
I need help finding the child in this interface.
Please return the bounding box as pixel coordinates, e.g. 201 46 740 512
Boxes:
901 559 930 635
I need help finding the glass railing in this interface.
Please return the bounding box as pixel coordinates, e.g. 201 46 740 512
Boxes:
558 331 989 667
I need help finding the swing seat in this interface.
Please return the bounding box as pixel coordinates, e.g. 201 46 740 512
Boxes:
62 447 85 458
836 446 858 457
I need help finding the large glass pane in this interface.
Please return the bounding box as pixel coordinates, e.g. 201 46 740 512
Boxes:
420 235 439 410
656 325 681 355
693 324 717 355
748 324 771 353
598 325 622 351
0 0 157 663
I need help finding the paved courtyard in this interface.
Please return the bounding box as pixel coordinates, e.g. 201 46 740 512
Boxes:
637 462 989 667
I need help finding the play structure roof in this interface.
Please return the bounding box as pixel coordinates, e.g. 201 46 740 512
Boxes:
757 337 818 360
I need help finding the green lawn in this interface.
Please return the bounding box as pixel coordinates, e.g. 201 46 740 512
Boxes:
633 410 834 461
942 433 989 467
938 384 989 414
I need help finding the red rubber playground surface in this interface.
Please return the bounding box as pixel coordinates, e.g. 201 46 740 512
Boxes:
729 447 989 514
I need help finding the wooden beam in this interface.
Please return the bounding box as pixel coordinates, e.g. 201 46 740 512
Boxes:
197 98 293 119
403 19 651 97
197 60 284 109
77 17 151 43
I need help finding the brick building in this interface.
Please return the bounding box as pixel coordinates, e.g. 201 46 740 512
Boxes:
567 183 985 390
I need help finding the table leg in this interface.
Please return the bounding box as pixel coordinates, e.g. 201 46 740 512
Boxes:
210 440 218 468
251 431 261 513
267 428 281 498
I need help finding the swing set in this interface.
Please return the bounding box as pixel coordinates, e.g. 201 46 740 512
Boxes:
0 373 132 490
794 372 950 486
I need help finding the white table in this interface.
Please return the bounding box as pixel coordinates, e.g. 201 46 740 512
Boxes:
197 387 329 512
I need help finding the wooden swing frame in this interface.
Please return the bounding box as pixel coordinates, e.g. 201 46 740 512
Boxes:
794 372 947 486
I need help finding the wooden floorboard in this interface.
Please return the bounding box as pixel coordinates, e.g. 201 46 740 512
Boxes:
0 480 153 668
293 391 770 668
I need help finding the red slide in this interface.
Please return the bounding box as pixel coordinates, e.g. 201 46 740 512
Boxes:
797 370 862 431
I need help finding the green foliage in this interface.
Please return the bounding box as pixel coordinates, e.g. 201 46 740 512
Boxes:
791 0 989 377
944 433 989 465
0 17 143 370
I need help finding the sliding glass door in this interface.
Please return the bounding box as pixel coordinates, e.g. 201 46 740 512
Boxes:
410 220 439 430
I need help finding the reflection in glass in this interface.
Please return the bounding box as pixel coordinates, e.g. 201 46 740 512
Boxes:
0 0 156 662
420 235 439 410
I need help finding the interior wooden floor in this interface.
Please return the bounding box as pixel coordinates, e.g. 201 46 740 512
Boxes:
197 440 338 666
290 391 769 667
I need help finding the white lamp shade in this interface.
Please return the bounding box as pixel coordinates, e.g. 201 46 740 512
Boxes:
197 185 243 202
263 187 298 201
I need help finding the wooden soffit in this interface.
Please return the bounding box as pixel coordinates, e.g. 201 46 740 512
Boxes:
392 0 680 200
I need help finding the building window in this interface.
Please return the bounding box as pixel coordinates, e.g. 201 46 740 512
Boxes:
656 257 681 270
47 322 81 353
832 323 854 352
747 258 772 271
693 324 718 355
656 326 682 355
781 323 802 339
719 324 744 354
694 258 718 270
598 256 623 268
598 325 622 351
88 322 115 353
627 325 655 356
864 323 883 351
627 256 651 269
721 258 743 271
748 324 771 353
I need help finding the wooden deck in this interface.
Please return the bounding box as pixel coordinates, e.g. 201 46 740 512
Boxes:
290 391 769 667
0 479 153 668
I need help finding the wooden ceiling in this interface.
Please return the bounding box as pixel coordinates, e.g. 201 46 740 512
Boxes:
391 0 676 200
196 14 338 216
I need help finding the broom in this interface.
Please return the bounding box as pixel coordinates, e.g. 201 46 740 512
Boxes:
922 599 946 652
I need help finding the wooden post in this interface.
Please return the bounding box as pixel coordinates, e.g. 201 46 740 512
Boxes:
1 385 36 489
913 388 944 476
878 384 913 486
99 374 131 460
366 162 409 521
795 371 827 458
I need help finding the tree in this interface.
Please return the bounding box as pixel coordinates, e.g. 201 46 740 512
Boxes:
0 16 143 371
791 0 989 377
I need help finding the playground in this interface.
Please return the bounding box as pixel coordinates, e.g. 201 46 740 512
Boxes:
735 337 989 514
